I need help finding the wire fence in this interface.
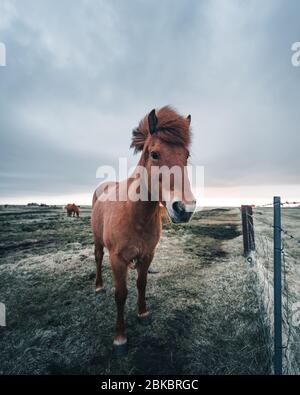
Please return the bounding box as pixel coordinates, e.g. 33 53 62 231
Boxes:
242 200 300 375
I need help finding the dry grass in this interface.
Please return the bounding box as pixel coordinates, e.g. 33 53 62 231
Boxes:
0 206 271 374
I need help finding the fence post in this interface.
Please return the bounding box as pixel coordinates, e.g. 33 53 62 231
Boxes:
241 205 255 256
273 196 282 375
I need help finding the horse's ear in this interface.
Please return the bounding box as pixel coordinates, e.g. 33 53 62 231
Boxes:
148 109 158 134
187 114 191 125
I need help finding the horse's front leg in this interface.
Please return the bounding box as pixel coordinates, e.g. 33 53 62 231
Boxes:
95 244 104 292
137 254 153 318
110 253 128 349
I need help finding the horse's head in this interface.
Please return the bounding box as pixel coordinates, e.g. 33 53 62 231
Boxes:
131 106 196 223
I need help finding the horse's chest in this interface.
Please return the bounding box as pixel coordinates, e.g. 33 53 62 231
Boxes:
112 223 160 260
130 225 160 250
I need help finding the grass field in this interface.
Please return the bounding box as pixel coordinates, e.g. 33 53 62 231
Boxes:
0 206 271 374
253 207 300 374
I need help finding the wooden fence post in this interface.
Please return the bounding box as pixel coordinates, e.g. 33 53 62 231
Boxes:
241 205 255 256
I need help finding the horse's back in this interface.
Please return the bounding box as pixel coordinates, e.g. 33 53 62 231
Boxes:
92 181 118 208
92 181 119 244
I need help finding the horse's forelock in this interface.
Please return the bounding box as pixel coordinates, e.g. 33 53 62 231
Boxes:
130 106 191 153
130 128 146 153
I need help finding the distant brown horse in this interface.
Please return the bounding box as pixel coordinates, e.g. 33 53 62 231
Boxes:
91 106 196 351
65 203 80 217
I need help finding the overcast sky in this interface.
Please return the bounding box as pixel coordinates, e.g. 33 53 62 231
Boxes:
0 0 299 205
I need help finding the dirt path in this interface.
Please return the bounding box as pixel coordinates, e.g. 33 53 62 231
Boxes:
0 207 270 374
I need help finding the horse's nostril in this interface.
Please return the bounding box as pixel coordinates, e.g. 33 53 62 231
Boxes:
172 201 185 214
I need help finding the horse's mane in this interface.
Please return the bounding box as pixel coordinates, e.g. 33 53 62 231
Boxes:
131 106 191 153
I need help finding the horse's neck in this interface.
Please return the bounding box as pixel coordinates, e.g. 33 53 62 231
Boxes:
126 178 160 225
126 156 160 226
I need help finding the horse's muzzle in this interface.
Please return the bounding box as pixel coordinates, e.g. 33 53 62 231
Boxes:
168 200 196 223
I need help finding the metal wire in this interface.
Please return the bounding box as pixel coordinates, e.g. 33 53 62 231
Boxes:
245 206 299 374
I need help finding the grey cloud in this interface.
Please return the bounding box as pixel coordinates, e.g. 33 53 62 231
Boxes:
0 0 299 202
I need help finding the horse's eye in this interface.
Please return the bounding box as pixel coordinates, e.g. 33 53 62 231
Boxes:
150 151 160 160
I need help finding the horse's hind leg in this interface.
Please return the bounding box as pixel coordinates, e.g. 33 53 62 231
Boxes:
137 254 153 318
95 244 104 292
110 253 128 349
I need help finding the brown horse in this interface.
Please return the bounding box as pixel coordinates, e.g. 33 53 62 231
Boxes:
65 203 80 217
91 106 196 351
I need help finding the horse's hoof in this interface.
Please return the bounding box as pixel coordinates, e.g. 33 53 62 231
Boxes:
138 310 150 318
113 340 128 357
148 267 159 274
95 286 106 293
137 311 151 325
